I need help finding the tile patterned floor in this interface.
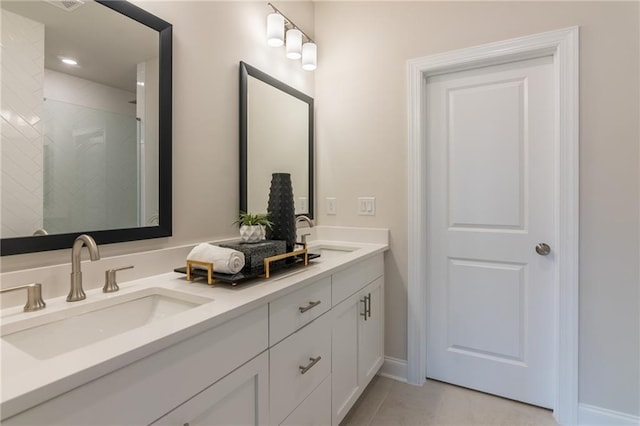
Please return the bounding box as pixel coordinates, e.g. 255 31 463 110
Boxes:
341 376 558 426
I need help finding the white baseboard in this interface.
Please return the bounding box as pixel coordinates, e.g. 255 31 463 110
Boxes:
578 403 640 425
377 356 408 383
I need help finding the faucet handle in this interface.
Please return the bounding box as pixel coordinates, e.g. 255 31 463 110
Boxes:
299 233 311 246
0 283 46 312
103 266 134 293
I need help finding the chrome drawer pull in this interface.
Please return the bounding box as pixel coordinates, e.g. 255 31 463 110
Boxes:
299 300 321 313
299 356 322 375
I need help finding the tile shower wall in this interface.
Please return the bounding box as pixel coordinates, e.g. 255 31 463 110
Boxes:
42 70 139 234
0 12 140 239
0 10 45 238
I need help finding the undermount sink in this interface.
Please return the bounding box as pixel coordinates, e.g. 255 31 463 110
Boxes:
1 287 212 360
308 244 358 260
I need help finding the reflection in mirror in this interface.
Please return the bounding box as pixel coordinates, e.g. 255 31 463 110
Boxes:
0 0 172 256
239 62 314 218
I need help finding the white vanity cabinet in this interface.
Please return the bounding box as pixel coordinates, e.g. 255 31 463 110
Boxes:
268 254 384 426
4 306 269 426
3 249 386 426
331 255 385 426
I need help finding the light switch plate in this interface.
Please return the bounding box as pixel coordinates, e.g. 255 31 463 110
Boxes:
358 197 375 216
298 197 308 213
326 197 337 215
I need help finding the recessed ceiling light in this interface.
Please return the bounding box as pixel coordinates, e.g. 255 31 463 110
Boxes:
60 57 78 66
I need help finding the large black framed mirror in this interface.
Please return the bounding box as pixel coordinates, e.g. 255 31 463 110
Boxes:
239 62 314 219
0 0 172 256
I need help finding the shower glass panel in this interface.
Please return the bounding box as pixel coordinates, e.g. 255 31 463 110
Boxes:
43 99 140 234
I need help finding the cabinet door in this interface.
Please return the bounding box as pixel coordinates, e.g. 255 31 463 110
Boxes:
152 352 268 426
358 277 384 386
331 290 365 425
331 277 385 426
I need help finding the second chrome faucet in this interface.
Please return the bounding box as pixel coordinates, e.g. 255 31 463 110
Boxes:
68 234 101 302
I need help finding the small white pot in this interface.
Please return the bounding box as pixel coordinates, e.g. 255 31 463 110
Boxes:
239 225 266 243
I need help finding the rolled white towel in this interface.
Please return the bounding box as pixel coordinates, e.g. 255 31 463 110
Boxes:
187 243 245 274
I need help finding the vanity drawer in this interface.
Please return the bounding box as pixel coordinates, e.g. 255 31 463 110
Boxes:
270 312 331 426
269 276 331 345
280 374 331 426
332 253 383 306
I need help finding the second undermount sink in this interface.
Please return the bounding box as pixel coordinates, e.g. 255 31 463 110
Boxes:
309 244 358 260
1 287 212 360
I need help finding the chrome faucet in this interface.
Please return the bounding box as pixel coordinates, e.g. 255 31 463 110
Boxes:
295 215 314 246
295 215 314 228
68 234 100 302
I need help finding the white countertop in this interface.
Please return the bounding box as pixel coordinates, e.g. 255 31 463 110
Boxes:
0 232 388 420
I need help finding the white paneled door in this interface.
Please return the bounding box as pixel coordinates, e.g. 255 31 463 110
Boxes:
426 55 556 408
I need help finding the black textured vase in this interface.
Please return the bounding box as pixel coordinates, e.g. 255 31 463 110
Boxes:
266 173 296 253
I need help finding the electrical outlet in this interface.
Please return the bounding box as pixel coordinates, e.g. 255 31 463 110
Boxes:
358 197 375 216
326 197 337 215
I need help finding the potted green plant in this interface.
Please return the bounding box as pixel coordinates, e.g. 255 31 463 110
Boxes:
234 212 273 243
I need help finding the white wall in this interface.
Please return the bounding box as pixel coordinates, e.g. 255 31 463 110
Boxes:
1 10 44 238
314 0 639 418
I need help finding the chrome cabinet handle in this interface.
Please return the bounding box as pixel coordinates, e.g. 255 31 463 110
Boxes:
535 243 551 256
299 300 321 313
299 356 321 375
366 292 372 319
360 297 367 320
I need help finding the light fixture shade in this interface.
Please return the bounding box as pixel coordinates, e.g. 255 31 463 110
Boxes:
286 29 302 59
302 42 317 70
267 13 284 47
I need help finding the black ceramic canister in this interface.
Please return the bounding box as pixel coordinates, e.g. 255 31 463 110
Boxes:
266 173 297 253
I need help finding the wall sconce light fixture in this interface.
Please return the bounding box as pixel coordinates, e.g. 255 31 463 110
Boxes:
266 3 317 71
267 12 284 47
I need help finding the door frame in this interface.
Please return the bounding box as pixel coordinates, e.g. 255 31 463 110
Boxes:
406 27 579 425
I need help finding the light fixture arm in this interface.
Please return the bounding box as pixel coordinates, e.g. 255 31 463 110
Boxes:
267 2 314 44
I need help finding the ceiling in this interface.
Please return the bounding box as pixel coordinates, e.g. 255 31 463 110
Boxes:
1 0 158 92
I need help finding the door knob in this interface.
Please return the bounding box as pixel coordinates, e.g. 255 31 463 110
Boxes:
535 243 551 256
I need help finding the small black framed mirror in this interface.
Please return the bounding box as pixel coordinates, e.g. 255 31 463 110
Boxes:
239 62 314 219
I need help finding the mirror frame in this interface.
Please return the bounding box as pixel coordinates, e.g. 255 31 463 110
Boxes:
1 0 172 256
239 62 314 219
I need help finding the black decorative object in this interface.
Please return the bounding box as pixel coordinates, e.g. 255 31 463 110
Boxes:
266 173 296 252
